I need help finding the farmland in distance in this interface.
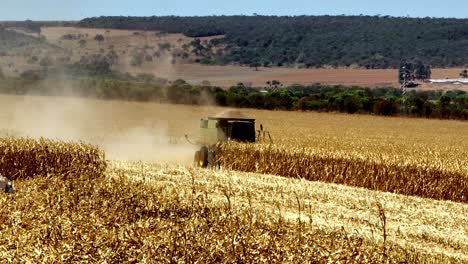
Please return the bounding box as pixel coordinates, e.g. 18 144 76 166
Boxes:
1 26 468 90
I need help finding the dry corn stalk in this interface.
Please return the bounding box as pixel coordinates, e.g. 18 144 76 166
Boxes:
0 162 442 263
0 137 107 180
218 143 468 203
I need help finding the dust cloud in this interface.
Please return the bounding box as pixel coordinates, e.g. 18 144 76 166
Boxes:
9 92 197 165
100 126 196 164
13 95 92 141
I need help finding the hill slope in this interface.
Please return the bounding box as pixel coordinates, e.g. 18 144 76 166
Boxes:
0 28 55 52
78 15 468 68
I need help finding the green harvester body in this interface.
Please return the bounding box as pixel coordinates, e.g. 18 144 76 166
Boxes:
192 111 271 168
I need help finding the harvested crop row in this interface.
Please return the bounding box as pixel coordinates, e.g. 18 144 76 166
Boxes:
0 137 107 180
0 163 447 263
218 143 468 203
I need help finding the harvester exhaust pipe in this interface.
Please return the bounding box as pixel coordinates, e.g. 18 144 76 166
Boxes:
257 123 273 143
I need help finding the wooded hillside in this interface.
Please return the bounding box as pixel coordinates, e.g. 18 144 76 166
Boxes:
78 15 468 68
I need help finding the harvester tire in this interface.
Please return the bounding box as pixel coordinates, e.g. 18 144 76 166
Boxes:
199 146 208 168
194 151 200 166
207 149 216 167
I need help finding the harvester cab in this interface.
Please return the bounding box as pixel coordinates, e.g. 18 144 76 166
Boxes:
191 110 272 168
198 116 256 145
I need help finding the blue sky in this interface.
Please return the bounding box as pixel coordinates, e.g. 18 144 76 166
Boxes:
1 0 467 21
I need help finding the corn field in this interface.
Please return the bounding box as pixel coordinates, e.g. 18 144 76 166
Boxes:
0 96 466 262
218 143 468 203
0 137 107 180
1 162 461 263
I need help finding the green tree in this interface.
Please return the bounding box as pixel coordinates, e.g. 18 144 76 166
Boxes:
0 66 4 79
247 93 265 108
373 99 395 116
271 80 282 88
73 54 111 76
415 62 431 80
438 95 452 118
459 69 468 78
94 34 105 42
249 61 260 71
266 80 282 89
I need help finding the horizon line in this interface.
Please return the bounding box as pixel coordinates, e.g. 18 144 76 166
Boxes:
2 13 468 22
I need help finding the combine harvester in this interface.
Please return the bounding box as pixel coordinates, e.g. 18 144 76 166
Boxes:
187 110 272 168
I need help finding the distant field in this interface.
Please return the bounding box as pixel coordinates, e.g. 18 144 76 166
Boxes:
1 26 467 90
127 64 401 88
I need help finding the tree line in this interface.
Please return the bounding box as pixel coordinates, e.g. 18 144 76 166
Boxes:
78 15 468 68
1 68 467 120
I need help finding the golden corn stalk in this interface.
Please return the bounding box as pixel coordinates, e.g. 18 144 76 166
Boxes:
0 137 107 180
1 162 449 262
218 143 468 203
